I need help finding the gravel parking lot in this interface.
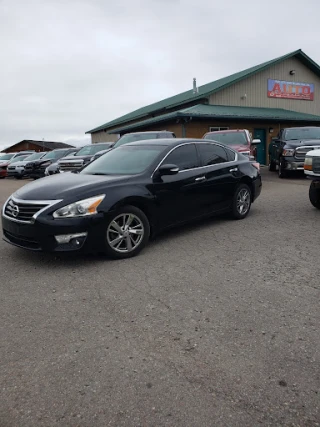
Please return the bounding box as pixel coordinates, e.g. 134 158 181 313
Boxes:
0 170 319 427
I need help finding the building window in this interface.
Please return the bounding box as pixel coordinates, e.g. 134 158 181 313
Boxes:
209 127 229 132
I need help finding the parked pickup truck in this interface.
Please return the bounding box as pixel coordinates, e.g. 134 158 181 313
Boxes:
269 126 320 178
202 129 260 159
304 148 320 209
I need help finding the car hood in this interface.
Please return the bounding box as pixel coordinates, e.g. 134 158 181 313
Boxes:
9 160 27 167
0 161 10 166
227 144 250 152
286 139 320 148
14 172 132 200
59 155 92 162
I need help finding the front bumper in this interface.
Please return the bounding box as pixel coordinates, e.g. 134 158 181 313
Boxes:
2 212 106 252
0 168 7 177
7 170 24 178
282 158 304 171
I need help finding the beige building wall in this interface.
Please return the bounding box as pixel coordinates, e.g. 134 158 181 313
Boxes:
210 57 320 115
91 132 119 143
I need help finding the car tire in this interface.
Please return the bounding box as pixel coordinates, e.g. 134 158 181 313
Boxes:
309 183 320 209
278 157 287 178
104 205 150 259
269 157 276 171
231 184 252 220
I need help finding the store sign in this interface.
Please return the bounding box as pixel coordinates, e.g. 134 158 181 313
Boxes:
267 79 314 101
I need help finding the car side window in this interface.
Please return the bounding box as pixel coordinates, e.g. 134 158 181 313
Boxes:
164 144 199 171
197 143 229 166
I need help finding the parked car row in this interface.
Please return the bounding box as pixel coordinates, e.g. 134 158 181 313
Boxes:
0 151 36 178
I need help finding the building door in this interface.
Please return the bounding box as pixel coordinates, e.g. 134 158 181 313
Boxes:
253 129 266 165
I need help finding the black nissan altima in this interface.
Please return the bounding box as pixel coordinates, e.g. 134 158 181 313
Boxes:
2 139 262 259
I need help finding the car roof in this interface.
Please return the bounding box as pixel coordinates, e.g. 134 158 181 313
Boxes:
123 138 220 147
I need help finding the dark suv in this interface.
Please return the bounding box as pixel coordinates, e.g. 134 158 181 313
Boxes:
269 126 320 178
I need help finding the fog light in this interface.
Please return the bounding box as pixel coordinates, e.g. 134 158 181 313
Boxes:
55 232 87 244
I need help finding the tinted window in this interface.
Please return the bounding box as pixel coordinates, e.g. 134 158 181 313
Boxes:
114 133 161 148
76 144 110 156
198 143 229 166
164 144 198 171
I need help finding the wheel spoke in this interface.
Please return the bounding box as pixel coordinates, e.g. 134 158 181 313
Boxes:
110 235 123 248
129 228 143 235
125 214 134 228
126 235 133 251
110 221 122 234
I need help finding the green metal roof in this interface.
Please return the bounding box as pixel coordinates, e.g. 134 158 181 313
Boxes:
87 49 320 134
109 104 320 134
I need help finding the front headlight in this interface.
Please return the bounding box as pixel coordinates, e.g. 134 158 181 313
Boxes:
282 149 295 156
304 156 313 171
53 195 105 218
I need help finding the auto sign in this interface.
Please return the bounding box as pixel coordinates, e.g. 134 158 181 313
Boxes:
267 79 314 101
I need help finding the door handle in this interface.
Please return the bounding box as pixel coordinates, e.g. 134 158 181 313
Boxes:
195 176 206 182
229 168 238 173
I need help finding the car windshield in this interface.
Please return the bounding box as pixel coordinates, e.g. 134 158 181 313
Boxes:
285 128 320 140
10 155 30 163
75 144 110 156
81 145 164 175
23 152 45 161
204 132 248 145
114 133 161 148
41 150 69 160
0 153 14 161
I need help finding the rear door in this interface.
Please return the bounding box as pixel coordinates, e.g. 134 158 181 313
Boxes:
195 143 240 214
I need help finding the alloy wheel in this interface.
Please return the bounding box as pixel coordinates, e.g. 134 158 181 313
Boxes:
236 189 250 215
107 213 144 253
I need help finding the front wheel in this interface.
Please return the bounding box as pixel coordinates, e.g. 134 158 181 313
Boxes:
104 205 150 259
231 184 252 220
278 157 287 178
309 183 320 209
269 157 276 171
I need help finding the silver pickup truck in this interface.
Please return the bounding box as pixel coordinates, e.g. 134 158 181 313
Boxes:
304 149 320 209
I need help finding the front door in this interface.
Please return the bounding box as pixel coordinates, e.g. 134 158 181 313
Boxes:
253 129 266 165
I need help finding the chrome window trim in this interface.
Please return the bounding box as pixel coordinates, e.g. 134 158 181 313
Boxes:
151 142 239 178
2 196 63 224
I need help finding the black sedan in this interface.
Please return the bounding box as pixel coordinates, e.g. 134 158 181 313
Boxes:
2 139 262 259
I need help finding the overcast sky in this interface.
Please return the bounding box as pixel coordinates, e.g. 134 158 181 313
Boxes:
1 0 320 151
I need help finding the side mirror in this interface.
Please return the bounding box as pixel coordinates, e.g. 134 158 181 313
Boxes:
249 155 255 161
158 163 179 176
252 139 261 145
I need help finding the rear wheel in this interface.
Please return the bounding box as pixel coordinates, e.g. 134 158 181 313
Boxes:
104 205 150 259
309 183 320 209
278 157 287 178
231 184 252 220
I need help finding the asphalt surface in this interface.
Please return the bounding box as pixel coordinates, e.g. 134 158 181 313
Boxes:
0 171 319 427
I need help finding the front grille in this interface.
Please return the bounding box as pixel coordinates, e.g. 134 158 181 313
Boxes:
313 157 320 174
3 230 40 250
7 166 16 171
4 199 49 222
295 146 320 161
59 161 83 172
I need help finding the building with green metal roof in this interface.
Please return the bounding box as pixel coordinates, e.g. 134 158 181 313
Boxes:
86 49 320 164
